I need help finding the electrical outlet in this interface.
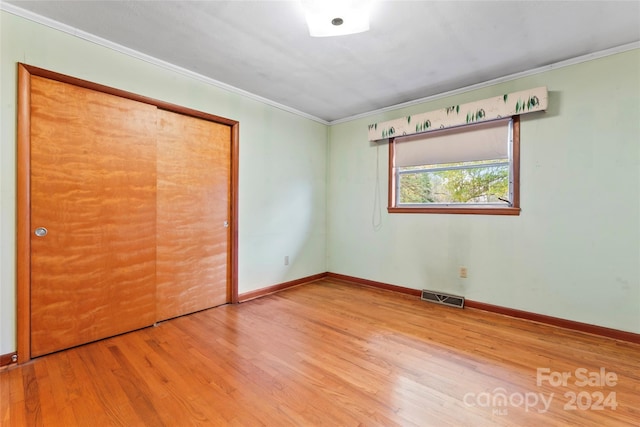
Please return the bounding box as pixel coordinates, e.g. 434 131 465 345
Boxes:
284 256 289 266
459 267 468 278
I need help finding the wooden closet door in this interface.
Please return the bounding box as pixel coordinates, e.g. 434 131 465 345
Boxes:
29 76 158 357
156 109 231 321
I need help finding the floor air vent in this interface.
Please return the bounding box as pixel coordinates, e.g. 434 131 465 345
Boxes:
421 290 465 309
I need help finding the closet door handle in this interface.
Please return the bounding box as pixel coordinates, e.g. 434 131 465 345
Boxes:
34 227 48 237
223 221 229 228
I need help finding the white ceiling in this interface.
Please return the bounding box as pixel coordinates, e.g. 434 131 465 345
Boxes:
5 1 640 122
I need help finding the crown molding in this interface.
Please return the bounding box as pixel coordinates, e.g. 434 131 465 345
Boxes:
1 3 330 125
2 3 637 127
331 42 640 125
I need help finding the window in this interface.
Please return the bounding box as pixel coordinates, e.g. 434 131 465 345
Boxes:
389 116 520 215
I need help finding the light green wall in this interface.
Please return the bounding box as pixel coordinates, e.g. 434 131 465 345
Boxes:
0 12 327 354
328 49 640 333
2 11 639 356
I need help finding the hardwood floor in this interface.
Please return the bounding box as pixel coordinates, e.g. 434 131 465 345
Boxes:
2 279 639 426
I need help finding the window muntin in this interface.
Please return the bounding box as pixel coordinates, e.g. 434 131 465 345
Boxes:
389 117 520 215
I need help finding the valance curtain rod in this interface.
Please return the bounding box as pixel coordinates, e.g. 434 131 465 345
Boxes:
368 86 548 142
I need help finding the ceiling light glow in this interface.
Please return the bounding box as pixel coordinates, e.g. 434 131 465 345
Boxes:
302 0 372 37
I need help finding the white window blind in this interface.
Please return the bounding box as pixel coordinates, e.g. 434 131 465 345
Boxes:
394 118 511 168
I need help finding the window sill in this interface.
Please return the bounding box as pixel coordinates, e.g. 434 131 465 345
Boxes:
387 206 521 216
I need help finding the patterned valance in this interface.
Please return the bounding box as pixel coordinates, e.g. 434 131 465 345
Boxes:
368 87 548 141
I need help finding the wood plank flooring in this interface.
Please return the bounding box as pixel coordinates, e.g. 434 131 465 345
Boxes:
2 279 639 426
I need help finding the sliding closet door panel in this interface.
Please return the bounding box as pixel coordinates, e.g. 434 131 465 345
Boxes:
30 76 157 357
156 109 231 321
